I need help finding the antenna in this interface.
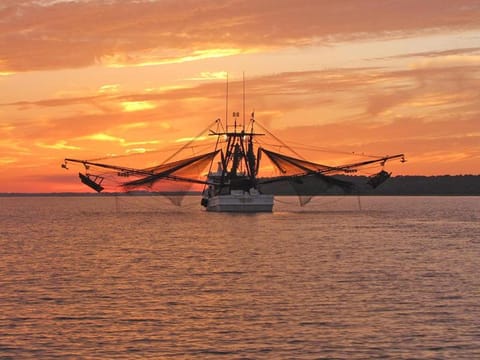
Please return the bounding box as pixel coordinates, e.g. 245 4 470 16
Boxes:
233 111 238 133
225 73 229 132
243 71 246 131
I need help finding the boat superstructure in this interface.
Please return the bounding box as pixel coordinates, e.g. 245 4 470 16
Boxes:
200 114 274 212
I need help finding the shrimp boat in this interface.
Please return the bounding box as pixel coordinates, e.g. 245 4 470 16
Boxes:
200 115 275 212
62 110 405 212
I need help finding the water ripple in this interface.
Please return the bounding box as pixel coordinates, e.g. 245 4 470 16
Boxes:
0 196 479 359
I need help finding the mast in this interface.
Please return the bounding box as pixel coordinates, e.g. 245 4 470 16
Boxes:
225 73 229 132
243 71 246 131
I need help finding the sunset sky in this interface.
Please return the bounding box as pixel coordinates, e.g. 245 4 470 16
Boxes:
1 0 479 192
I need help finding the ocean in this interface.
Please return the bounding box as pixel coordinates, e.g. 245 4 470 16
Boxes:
1 196 479 359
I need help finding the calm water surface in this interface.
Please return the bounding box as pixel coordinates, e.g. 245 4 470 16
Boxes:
1 196 479 359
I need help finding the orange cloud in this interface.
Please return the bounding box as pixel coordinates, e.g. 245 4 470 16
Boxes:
0 157 17 165
121 101 157 112
1 1 479 72
100 49 246 68
36 140 81 150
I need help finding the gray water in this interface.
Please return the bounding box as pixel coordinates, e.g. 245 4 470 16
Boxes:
1 196 479 359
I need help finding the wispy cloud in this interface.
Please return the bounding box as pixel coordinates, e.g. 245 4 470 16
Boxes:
78 133 125 143
100 49 245 68
1 1 479 72
376 46 480 60
187 71 228 81
0 157 17 165
98 84 120 94
121 101 157 112
36 140 81 150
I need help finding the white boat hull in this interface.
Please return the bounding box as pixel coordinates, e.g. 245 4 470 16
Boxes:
206 192 274 212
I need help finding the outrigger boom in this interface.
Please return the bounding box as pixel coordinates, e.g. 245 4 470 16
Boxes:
62 115 405 212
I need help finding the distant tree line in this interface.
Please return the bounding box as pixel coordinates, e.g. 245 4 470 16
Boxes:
340 175 480 195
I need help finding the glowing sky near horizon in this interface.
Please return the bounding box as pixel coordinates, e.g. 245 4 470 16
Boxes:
1 0 479 192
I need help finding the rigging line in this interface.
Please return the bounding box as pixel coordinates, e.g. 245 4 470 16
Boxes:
225 74 229 131
256 138 385 159
217 117 227 133
161 119 219 165
243 71 246 131
88 120 219 164
85 139 217 163
86 147 170 162
277 139 386 159
254 138 290 156
180 142 218 152
254 120 307 160
175 138 218 148
254 140 286 151
203 120 223 193
360 164 389 175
